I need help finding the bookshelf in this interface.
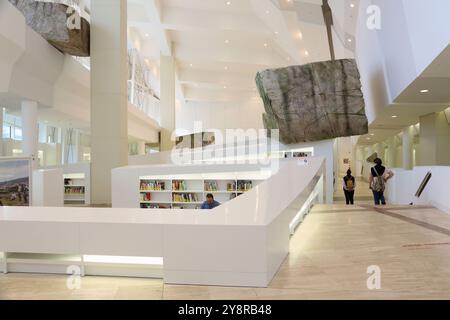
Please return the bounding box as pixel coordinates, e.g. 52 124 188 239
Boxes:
139 177 262 210
64 173 86 205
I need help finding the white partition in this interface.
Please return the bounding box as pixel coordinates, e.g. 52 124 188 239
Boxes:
386 166 450 215
32 168 64 207
1 158 325 287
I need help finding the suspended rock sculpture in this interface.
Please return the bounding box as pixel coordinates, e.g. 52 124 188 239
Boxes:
9 0 90 56
256 59 368 144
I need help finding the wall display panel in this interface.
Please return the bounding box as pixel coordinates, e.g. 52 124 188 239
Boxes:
0 157 32 206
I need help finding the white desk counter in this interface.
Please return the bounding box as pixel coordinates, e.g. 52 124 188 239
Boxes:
0 158 325 287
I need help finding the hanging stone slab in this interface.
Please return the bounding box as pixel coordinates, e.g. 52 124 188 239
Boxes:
256 59 368 144
9 0 90 57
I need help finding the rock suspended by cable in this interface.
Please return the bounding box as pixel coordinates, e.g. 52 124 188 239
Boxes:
256 59 369 144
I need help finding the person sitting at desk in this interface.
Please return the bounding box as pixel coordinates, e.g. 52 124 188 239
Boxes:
201 194 221 210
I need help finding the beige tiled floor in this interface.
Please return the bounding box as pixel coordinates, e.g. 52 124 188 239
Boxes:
1 202 450 300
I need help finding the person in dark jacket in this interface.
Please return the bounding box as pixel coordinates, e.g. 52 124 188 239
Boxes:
343 169 356 205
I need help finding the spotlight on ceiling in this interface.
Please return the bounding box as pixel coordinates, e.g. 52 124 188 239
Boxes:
350 3 355 8
420 89 429 93
391 115 398 118
226 1 231 6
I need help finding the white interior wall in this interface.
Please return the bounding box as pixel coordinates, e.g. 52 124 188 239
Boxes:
176 98 265 134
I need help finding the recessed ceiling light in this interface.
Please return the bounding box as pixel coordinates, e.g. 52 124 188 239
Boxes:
370 133 375 136
350 3 355 8
297 32 303 39
189 63 193 67
392 115 398 118
224 66 228 70
223 86 227 89
264 43 268 48
266 10 270 14
226 1 231 5
420 89 429 93
225 39 230 44
274 31 279 35
348 38 352 42
366 138 371 140
304 50 309 56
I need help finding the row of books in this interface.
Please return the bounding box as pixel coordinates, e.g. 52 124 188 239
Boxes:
204 181 219 191
64 186 85 194
140 203 171 209
237 180 253 192
140 180 166 191
172 180 188 191
140 193 152 201
173 193 200 203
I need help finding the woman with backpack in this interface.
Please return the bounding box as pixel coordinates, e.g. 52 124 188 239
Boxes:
343 169 356 205
369 158 394 205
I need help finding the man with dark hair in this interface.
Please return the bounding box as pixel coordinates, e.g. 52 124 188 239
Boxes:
369 158 394 205
201 194 221 210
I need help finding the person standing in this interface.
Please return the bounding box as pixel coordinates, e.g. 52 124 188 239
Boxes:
369 158 394 206
343 169 356 205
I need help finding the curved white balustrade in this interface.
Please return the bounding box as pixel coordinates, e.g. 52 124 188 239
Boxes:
0 157 325 287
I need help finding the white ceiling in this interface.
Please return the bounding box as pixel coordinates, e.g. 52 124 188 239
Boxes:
127 0 358 104
358 44 450 146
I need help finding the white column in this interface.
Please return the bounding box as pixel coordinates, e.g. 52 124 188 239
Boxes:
366 145 373 159
374 143 385 163
21 100 38 168
138 141 146 155
90 0 128 205
160 55 176 151
402 125 414 170
385 136 397 168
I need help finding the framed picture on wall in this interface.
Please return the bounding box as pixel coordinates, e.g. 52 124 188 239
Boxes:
0 157 32 207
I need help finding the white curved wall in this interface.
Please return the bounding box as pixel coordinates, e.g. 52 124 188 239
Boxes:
356 0 450 124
